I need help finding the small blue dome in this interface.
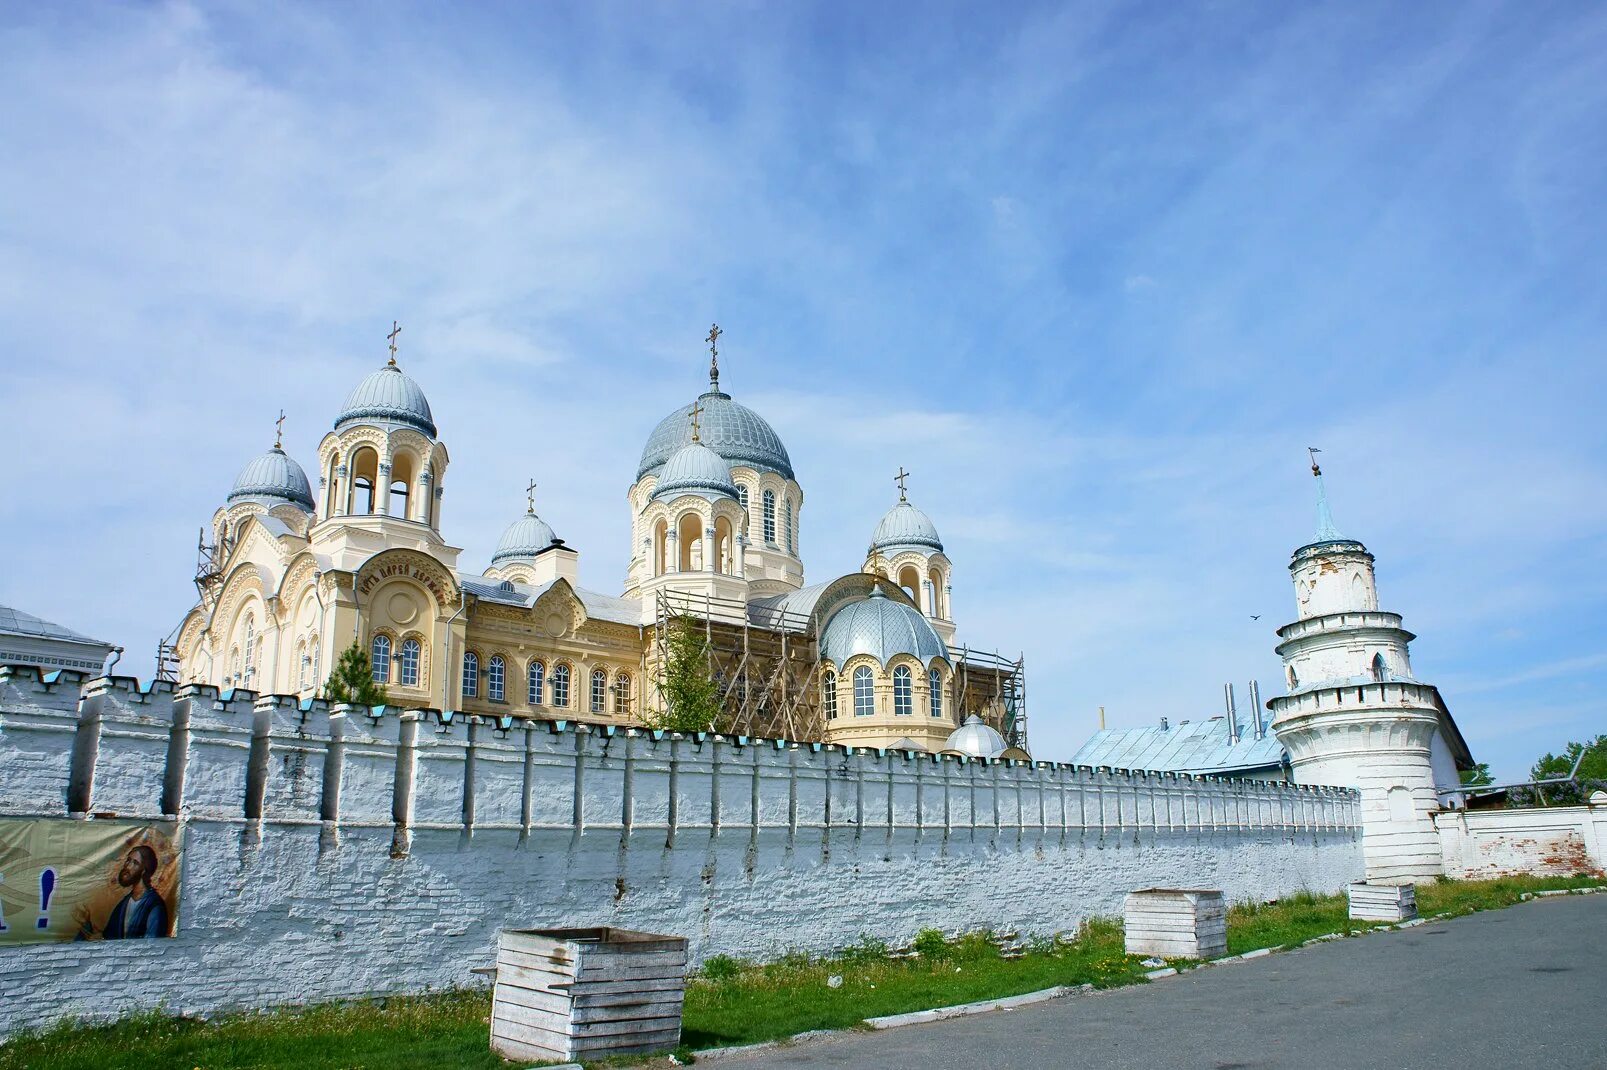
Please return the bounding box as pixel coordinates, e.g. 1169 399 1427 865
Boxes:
335 362 437 438
652 440 739 502
871 500 943 555
639 391 793 482
944 715 1007 759
228 447 314 510
492 511 561 564
819 585 949 667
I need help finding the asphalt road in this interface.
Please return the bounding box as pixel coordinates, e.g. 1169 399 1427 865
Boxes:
716 894 1607 1070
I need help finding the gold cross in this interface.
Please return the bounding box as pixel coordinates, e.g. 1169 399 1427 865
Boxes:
689 399 705 442
387 320 402 365
526 479 537 513
274 409 286 449
895 467 910 501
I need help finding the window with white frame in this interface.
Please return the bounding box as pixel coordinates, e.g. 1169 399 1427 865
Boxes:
528 660 545 705
487 655 506 702
893 665 913 715
823 671 838 720
614 672 633 715
784 498 793 552
590 668 607 713
370 634 391 683
762 489 776 543
853 666 874 717
737 485 750 534
462 652 479 698
552 664 570 708
929 669 943 718
400 638 421 687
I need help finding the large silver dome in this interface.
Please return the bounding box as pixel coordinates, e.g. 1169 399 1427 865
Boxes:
819 585 949 667
871 500 943 555
335 362 437 438
651 440 739 502
638 390 793 482
227 447 315 510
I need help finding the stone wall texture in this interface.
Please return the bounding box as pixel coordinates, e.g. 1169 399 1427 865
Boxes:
0 666 1364 1035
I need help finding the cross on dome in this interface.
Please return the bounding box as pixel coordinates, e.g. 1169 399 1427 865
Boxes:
706 323 722 390
689 398 705 442
894 466 910 502
274 409 286 449
525 478 538 514
386 320 402 366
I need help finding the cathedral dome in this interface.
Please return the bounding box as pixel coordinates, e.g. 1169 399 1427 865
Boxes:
819 585 949 667
491 510 561 564
651 440 739 502
638 391 793 482
335 362 437 438
944 715 1007 760
227 447 315 510
871 500 943 555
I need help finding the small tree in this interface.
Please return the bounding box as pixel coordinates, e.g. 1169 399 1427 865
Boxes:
648 616 722 733
1459 762 1494 789
323 638 390 707
1523 735 1607 806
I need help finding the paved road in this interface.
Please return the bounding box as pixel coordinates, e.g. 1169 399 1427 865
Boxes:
717 894 1607 1070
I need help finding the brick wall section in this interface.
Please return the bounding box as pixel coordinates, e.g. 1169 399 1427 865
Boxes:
1435 804 1607 879
0 665 1365 1034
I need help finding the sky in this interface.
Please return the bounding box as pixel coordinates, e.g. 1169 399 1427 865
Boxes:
1 1 1603 781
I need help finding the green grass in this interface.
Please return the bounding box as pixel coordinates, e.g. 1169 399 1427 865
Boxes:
3 874 1600 1070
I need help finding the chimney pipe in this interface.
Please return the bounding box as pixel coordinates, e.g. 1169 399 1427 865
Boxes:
1160 716 1169 731
1250 680 1265 738
1224 683 1239 743
1099 705 1106 731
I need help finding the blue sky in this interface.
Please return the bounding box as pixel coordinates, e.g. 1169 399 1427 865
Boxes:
1 1 1603 780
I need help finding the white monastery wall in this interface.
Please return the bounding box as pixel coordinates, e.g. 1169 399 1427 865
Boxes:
0 666 1362 1035
1435 802 1607 880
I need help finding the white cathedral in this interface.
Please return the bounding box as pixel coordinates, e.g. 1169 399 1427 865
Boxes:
175 329 1026 757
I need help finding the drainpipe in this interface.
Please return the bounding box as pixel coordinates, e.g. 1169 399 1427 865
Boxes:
442 597 469 710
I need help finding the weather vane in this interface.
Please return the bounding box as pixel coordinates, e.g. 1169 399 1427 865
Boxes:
894 466 910 501
1307 446 1323 477
387 320 402 366
689 398 705 442
274 409 286 449
706 323 722 389
525 479 537 514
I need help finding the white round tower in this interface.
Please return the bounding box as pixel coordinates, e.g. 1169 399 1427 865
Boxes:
1269 457 1446 882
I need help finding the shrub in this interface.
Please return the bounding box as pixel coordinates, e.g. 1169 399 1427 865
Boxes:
837 936 889 965
700 955 745 982
912 928 948 959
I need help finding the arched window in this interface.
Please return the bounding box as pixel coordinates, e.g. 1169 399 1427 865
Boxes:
893 665 913 715
929 669 943 719
737 485 750 535
1370 653 1387 683
487 655 506 702
242 615 256 685
527 660 545 705
297 641 308 688
823 671 838 720
389 480 410 518
370 634 391 684
591 669 608 714
762 489 776 544
784 497 793 552
310 637 320 689
853 666 874 717
399 638 421 687
552 663 571 708
614 672 633 715
462 652 479 698
1286 664 1298 689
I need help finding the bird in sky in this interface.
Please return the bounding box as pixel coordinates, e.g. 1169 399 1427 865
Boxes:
1250 615 1261 620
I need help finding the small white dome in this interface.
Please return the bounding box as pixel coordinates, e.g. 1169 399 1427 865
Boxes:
228 447 314 510
335 362 436 438
871 500 943 555
651 440 739 502
492 510 561 564
944 715 1007 759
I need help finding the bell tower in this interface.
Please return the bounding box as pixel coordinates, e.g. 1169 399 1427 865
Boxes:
1269 456 1446 882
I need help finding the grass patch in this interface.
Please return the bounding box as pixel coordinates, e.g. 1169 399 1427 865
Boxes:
3 873 1600 1069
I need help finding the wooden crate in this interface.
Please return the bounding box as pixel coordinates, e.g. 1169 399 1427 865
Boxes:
1124 888 1227 960
490 926 688 1063
1348 882 1417 922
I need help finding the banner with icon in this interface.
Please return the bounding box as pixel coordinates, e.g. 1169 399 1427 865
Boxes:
0 819 181 945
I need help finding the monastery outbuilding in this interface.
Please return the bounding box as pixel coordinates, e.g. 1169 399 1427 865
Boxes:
174 328 1025 756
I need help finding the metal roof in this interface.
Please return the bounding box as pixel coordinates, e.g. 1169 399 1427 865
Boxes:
491 511 561 564
819 585 949 667
0 604 108 647
871 499 943 555
335 362 437 437
228 447 315 510
456 576 640 626
1071 716 1287 775
638 390 793 481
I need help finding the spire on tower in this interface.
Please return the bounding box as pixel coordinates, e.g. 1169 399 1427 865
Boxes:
1308 447 1341 541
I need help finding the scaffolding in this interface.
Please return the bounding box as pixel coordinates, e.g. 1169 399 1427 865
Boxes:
194 526 227 613
651 587 823 742
651 586 1028 750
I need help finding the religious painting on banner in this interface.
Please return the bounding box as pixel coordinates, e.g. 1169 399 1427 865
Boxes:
0 818 181 945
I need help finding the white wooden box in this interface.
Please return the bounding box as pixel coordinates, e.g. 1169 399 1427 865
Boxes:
1124 888 1227 959
490 926 688 1063
1348 882 1417 922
